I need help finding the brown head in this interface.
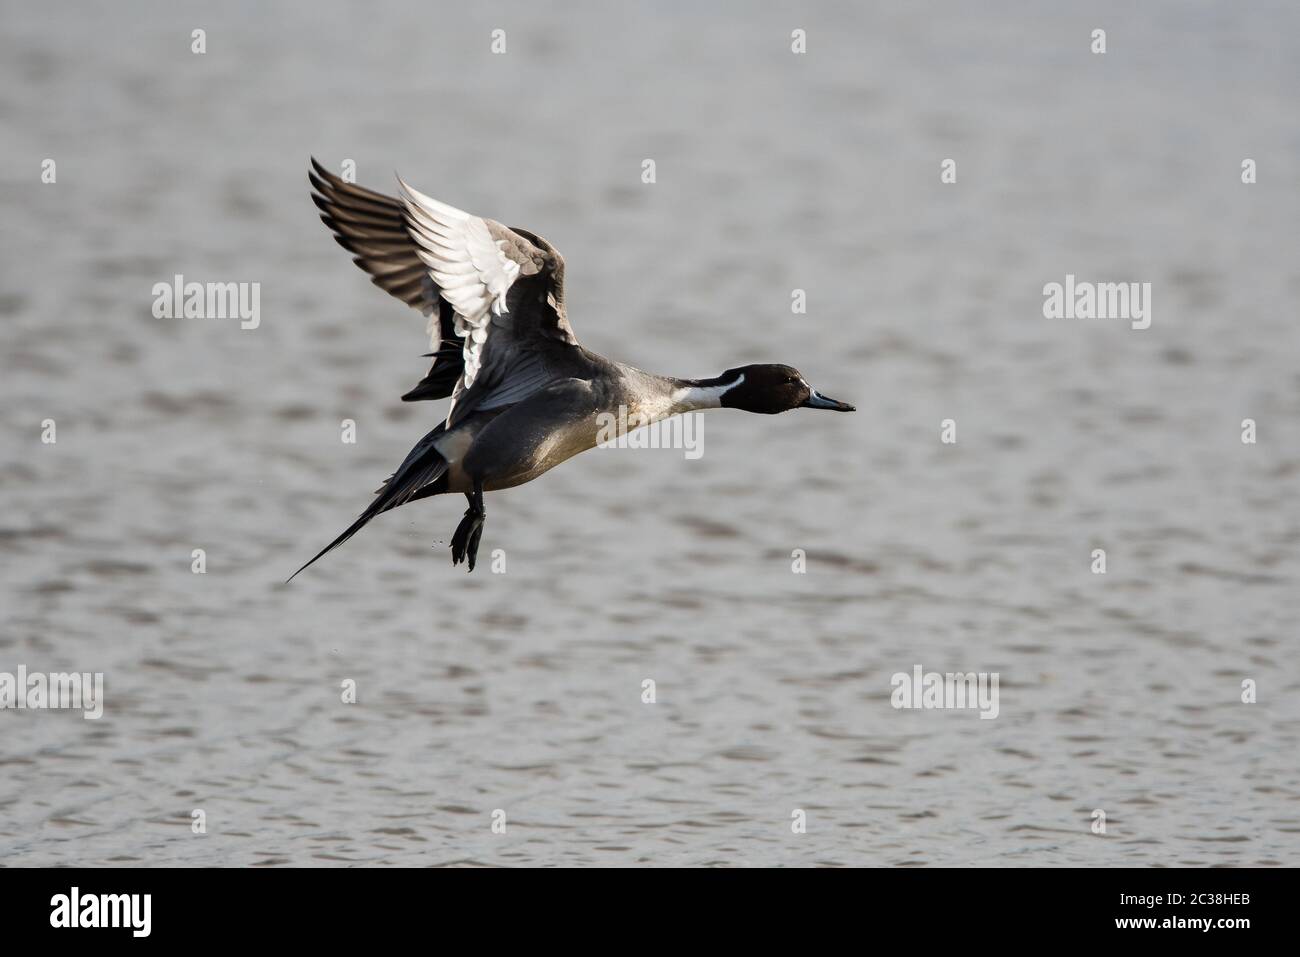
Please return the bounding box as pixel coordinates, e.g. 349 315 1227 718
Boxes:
715 364 855 414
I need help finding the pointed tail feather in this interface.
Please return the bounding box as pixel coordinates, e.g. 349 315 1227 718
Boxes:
287 427 450 582
286 509 385 583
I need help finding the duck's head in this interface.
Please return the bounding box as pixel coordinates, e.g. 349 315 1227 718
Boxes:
717 364 855 415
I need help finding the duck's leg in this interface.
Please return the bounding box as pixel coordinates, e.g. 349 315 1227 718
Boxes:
449 480 486 571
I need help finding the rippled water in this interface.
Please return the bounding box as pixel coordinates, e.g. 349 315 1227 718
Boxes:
2 0 1299 866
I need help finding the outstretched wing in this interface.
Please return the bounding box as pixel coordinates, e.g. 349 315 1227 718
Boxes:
309 159 577 415
309 158 464 401
393 176 577 425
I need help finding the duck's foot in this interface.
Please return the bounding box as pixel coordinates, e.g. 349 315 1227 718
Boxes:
450 484 486 571
450 509 485 570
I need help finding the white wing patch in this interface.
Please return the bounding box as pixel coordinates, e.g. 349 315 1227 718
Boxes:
395 176 521 386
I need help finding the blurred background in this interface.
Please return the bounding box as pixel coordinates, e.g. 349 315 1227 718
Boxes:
1 0 1298 865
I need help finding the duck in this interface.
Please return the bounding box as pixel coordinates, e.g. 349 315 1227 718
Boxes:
290 158 854 578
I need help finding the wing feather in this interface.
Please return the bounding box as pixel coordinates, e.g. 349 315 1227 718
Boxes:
309 158 465 400
395 175 530 390
309 158 577 416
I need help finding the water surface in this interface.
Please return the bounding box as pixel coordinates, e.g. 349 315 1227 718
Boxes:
1 0 1298 866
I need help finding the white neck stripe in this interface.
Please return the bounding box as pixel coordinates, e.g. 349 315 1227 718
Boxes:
671 373 744 412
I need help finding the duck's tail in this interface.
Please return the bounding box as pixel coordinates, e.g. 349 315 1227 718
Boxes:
287 425 450 582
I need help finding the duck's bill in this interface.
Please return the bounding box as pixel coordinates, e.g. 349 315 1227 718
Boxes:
802 390 856 412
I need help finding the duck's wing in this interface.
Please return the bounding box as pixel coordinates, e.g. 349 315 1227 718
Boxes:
308 158 465 402
392 175 577 427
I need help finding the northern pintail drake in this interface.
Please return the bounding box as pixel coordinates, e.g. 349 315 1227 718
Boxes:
290 158 854 577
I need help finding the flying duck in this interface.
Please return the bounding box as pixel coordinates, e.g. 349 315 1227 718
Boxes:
290 158 854 577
